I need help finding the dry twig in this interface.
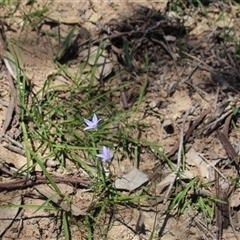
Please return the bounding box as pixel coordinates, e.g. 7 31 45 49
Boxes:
166 108 211 159
163 108 191 204
0 174 91 191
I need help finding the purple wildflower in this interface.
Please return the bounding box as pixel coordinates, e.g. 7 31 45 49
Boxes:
97 146 113 162
84 114 101 131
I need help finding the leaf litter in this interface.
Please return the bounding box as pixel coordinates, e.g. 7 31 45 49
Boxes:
115 168 149 191
1 0 240 239
0 191 22 236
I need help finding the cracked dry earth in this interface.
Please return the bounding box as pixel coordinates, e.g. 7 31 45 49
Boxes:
1 0 240 239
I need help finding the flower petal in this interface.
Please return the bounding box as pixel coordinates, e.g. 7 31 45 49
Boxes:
84 118 93 125
96 153 106 159
102 146 108 155
84 126 93 131
92 114 98 123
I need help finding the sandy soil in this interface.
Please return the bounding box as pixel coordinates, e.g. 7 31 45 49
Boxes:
1 0 240 239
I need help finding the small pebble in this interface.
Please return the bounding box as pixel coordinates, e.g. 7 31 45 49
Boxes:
46 167 53 172
149 100 157 109
45 159 59 167
56 168 64 174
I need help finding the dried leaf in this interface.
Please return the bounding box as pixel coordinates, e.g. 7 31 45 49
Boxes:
35 185 86 216
156 170 194 194
115 168 148 191
89 12 102 22
186 148 209 178
0 192 22 236
80 46 113 79
216 15 234 28
189 23 211 35
43 12 83 24
230 190 240 208
0 145 27 169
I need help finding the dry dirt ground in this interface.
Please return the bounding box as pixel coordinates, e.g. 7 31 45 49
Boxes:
1 0 240 239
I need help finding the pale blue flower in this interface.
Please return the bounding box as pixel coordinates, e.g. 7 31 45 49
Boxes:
97 146 113 162
84 114 101 131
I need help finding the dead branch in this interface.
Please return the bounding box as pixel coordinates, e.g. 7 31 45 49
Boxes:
0 174 91 191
